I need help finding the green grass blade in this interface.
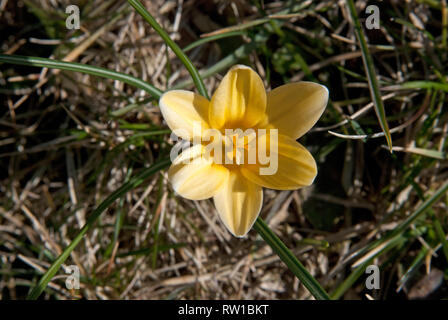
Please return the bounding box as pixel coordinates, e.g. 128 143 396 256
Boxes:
201 18 269 37
400 81 448 92
172 41 258 90
331 259 373 300
392 18 435 41
127 0 209 99
330 235 405 299
346 0 393 152
391 146 446 160
253 218 330 300
104 167 133 258
433 218 448 264
0 54 163 99
26 158 171 300
183 31 245 53
328 181 448 299
397 246 428 291
389 180 448 237
344 180 448 266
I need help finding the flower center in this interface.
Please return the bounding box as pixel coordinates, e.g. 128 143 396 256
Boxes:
202 128 258 168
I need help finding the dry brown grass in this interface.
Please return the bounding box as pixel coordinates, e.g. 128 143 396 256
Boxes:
1 0 447 300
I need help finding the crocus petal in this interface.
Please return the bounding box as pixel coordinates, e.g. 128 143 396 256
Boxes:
264 82 328 139
213 170 263 237
168 144 229 200
241 133 317 190
159 90 210 140
209 65 266 129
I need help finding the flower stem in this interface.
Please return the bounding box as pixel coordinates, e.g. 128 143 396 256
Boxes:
253 218 331 300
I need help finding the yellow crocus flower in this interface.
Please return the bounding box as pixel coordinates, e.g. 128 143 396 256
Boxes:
159 65 328 237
